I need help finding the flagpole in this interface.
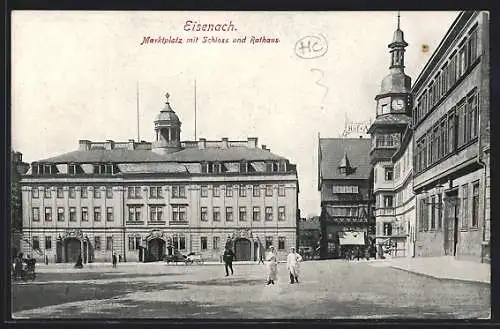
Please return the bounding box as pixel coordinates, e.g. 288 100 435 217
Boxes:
136 82 140 142
194 79 197 140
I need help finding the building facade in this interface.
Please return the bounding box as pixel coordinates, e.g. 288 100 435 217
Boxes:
11 151 30 259
297 216 320 257
368 15 415 259
20 95 299 263
412 11 490 263
318 137 374 259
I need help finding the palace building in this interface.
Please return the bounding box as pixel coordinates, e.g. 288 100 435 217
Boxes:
367 14 416 259
20 94 299 263
412 11 490 263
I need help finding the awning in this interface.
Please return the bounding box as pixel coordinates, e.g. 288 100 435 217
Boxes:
339 231 365 245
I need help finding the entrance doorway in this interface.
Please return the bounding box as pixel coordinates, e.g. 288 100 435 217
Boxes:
64 238 81 263
148 238 165 261
444 195 459 256
234 238 251 261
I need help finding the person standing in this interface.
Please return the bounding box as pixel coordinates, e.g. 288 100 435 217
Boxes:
287 247 303 284
266 246 278 285
223 246 235 276
112 253 117 268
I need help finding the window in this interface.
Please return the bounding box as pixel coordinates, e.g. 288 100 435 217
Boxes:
106 187 113 199
32 236 40 250
201 237 208 250
57 187 63 198
383 195 393 208
93 186 101 199
332 185 359 194
32 207 40 221
69 207 76 222
469 92 479 140
468 27 478 64
383 223 393 236
225 207 233 221
278 237 285 250
253 185 260 197
472 182 479 228
213 207 221 221
384 167 394 181
81 187 88 199
201 185 208 197
106 237 113 251
149 206 163 221
461 184 468 229
94 236 101 250
278 161 287 172
178 236 186 250
278 185 285 197
44 187 51 198
430 196 436 230
128 236 140 250
68 164 77 175
201 207 208 221
239 207 247 221
149 186 162 199
265 236 273 249
82 207 88 221
381 104 389 114
128 206 141 222
441 119 448 156
240 162 248 173
107 207 114 221
374 168 377 183
265 185 273 197
57 207 64 221
128 186 142 199
437 194 443 230
69 187 76 199
418 199 425 232
448 109 456 153
458 42 467 77
213 236 220 250
265 207 273 221
225 185 233 197
253 207 261 221
449 53 457 86
45 236 52 250
278 206 285 221
94 207 101 221
213 185 220 197
172 185 186 198
31 187 39 198
171 205 186 222
239 185 247 197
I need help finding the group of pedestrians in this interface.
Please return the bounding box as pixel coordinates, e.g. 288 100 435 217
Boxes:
222 245 303 285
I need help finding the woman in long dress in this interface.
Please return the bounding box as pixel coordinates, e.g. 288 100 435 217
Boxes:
266 246 278 285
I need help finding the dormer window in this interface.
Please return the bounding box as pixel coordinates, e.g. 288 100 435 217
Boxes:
213 162 220 174
43 164 52 175
68 164 77 175
240 162 248 173
272 162 279 172
338 153 351 176
32 164 39 175
278 161 287 172
201 162 208 173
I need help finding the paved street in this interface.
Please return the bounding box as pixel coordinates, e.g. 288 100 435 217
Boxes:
11 260 490 319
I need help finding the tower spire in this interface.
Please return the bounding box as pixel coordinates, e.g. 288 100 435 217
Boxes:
397 11 400 30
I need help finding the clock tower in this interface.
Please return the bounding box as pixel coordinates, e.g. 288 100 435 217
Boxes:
367 12 412 164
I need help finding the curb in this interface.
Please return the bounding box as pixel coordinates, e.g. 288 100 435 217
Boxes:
390 266 490 285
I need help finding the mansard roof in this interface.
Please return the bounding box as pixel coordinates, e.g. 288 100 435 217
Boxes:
319 138 371 180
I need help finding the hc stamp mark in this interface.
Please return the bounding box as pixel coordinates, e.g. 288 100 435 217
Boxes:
294 34 328 59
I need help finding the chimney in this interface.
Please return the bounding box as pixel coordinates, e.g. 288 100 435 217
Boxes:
247 137 258 148
78 140 91 151
105 140 114 150
12 151 22 163
128 139 135 150
261 144 268 151
221 137 229 149
198 138 206 150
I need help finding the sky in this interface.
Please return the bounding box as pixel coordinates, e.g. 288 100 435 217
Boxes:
11 11 460 217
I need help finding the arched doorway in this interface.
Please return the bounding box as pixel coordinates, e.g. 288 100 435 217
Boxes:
64 238 81 263
148 238 165 261
234 238 251 261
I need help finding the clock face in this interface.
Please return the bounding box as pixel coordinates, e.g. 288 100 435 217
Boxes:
391 98 405 110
